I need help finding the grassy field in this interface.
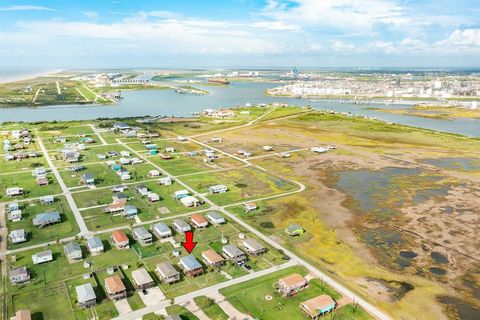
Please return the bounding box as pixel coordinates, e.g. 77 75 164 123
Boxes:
193 296 229 320
181 167 298 205
6 196 79 249
0 170 62 201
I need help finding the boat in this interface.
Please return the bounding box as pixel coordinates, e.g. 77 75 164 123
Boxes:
208 78 230 85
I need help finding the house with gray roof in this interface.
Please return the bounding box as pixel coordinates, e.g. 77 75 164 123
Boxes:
180 255 203 277
205 211 225 225
151 222 172 239
131 268 155 289
80 172 95 186
156 262 180 284
10 266 30 284
32 250 53 264
124 205 138 218
243 238 267 256
87 237 104 255
76 283 96 308
222 244 247 264
32 211 61 228
133 227 153 246
172 219 191 233
64 241 82 262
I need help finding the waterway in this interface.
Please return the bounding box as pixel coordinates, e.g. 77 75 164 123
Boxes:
0 81 479 137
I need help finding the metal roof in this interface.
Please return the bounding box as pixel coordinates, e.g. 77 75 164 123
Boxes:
180 255 202 270
76 283 96 303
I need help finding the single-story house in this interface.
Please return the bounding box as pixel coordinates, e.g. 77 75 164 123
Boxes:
172 219 191 233
205 211 225 225
208 184 228 194
180 196 199 207
133 227 153 246
243 238 267 256
9 229 27 244
147 192 160 202
300 294 336 319
36 176 49 186
8 209 22 222
158 176 172 185
106 202 125 213
12 309 31 320
111 230 129 249
32 167 47 177
131 268 155 289
277 273 309 296
10 266 30 284
165 147 175 153
243 202 258 212
112 193 128 204
111 184 127 192
76 283 97 308
174 189 189 199
87 237 104 255
263 145 274 151
202 249 225 267
134 185 149 195
180 255 203 277
222 244 247 264
190 213 208 228
80 173 95 186
105 275 127 301
285 224 305 236
156 262 180 284
39 195 55 204
64 241 83 262
32 250 53 264
124 205 138 218
33 211 61 228
6 187 23 197
152 222 172 239
8 202 19 211
148 169 160 177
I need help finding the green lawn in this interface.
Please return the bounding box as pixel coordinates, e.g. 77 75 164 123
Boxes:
220 266 342 320
6 196 80 249
181 167 298 205
194 296 229 320
165 305 199 320
0 170 62 201
0 154 47 172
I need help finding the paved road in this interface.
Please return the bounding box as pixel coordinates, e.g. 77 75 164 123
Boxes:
112 260 297 320
90 124 108 145
36 135 90 235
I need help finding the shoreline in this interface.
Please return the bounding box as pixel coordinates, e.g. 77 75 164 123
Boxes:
0 69 64 84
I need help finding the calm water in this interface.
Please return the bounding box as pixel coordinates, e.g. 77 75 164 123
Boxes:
0 81 479 137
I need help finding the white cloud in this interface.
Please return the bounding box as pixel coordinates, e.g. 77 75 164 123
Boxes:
0 5 55 11
252 21 300 31
83 11 99 19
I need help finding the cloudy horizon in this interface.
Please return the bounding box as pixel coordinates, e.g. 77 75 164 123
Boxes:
1 0 479 68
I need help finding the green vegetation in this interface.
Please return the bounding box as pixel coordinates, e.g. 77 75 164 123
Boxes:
193 296 229 320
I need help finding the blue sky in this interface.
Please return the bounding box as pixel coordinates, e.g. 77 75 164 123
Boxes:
1 0 479 68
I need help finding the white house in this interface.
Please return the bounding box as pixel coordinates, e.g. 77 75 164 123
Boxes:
8 209 22 222
181 196 199 207
206 211 225 225
165 147 175 153
158 176 172 185
174 190 189 199
148 170 160 177
208 184 228 194
9 229 27 244
6 187 23 197
32 250 53 264
147 192 160 202
172 219 191 233
152 222 172 239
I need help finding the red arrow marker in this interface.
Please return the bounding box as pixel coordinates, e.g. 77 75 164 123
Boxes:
182 231 197 253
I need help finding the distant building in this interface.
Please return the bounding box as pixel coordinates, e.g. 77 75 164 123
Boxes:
6 187 23 197
9 229 27 244
80 173 95 186
180 196 199 207
285 224 305 236
32 211 61 228
208 184 228 194
243 202 257 212
222 244 246 264
202 249 225 267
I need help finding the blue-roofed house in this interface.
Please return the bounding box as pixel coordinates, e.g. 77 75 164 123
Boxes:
124 205 138 218
32 211 61 228
179 255 203 277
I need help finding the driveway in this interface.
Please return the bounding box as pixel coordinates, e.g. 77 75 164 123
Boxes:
114 299 132 315
139 287 166 306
